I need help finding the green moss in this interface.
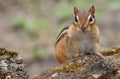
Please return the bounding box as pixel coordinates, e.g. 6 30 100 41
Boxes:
55 61 85 73
0 48 17 56
102 46 120 56
0 72 6 79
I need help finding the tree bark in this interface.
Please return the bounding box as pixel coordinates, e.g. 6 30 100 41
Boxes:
0 48 29 79
32 46 120 79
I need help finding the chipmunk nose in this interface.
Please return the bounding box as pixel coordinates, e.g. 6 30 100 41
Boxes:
81 26 86 32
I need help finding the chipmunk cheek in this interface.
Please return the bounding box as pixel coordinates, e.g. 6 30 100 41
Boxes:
76 26 81 31
87 26 91 31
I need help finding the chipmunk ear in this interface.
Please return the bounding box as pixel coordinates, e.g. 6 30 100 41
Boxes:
89 5 95 16
74 6 79 15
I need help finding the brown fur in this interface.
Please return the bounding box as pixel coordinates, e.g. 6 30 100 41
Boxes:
55 34 69 64
56 26 69 46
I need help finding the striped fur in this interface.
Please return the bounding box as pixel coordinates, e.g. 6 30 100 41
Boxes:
55 26 69 46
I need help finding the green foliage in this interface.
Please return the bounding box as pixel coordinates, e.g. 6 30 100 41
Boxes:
11 13 27 30
32 47 48 59
11 13 50 36
25 18 50 36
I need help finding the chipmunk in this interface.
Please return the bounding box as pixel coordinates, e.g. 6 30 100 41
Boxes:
55 5 104 64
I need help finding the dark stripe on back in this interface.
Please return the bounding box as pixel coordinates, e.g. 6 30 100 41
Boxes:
56 26 69 39
55 26 69 46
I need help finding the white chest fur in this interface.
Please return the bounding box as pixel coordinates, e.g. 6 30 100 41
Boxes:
69 31 97 54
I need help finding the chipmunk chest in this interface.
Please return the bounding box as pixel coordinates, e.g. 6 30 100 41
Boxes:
75 31 93 42
71 31 95 53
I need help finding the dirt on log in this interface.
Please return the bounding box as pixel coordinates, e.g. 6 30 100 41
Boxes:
32 46 120 79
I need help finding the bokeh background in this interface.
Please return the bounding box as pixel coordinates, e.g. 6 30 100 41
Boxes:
0 0 120 77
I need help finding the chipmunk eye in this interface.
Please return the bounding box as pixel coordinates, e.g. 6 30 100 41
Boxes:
88 15 94 24
74 16 79 23
89 17 93 22
75 16 78 22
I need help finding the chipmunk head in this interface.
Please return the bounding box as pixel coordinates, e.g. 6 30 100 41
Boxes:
73 5 96 32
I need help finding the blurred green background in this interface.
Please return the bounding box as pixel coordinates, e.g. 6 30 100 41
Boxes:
0 0 120 77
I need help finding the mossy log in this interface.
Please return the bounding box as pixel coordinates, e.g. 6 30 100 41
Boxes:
32 46 120 79
0 47 120 79
0 48 29 79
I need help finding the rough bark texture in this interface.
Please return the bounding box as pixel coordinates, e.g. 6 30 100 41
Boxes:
32 46 120 79
0 48 29 79
0 47 120 79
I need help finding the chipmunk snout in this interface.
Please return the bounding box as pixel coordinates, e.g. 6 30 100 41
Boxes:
81 26 86 32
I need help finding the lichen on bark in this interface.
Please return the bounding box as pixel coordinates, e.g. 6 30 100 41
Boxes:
0 48 29 79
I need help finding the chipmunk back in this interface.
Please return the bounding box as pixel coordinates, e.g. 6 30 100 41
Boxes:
55 5 104 64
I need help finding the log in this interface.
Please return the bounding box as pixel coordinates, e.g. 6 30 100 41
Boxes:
32 46 120 79
0 47 120 79
0 48 29 79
